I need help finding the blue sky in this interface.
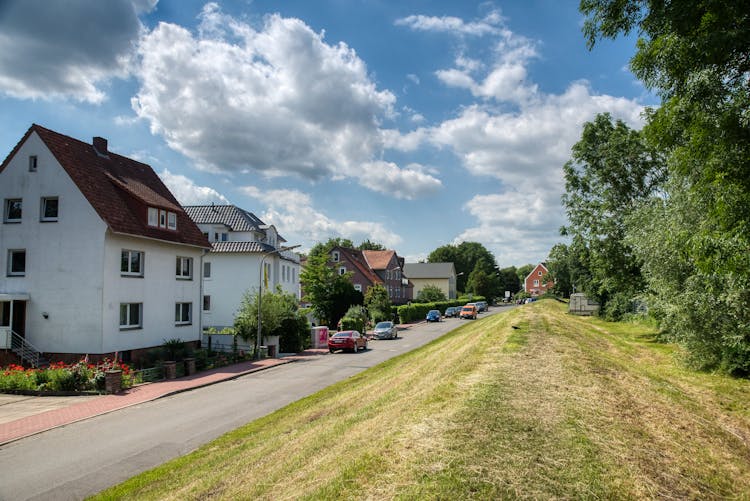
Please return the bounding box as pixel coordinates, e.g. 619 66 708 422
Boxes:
0 0 653 267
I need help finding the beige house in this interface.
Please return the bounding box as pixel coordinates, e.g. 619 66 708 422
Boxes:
403 262 457 300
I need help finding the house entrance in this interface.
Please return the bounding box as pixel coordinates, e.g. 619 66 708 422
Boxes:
1 295 29 349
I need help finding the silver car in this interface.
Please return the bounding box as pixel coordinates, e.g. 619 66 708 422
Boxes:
372 321 397 339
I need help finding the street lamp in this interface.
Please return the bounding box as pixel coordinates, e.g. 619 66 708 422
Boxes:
256 244 301 359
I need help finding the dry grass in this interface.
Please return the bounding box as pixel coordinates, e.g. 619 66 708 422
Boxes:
92 301 750 500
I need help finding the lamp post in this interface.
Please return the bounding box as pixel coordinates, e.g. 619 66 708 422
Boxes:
256 244 301 359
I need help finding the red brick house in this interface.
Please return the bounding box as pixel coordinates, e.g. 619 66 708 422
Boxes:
329 246 412 305
524 262 554 296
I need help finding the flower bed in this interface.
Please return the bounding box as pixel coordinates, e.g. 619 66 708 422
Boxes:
0 358 139 393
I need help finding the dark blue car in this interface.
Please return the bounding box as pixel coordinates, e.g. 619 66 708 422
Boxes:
425 310 441 322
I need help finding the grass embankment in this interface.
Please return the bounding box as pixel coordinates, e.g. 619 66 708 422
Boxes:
93 301 750 500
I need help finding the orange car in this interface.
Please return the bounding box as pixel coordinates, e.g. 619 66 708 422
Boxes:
459 305 478 320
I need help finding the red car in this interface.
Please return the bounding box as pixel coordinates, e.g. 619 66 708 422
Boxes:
328 330 368 353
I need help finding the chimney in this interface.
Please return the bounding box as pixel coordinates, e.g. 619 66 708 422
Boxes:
93 136 108 157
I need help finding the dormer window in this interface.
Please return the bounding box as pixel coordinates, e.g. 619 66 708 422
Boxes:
147 207 177 230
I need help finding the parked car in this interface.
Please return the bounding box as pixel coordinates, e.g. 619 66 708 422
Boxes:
474 301 488 312
328 330 368 353
426 310 441 322
459 304 478 319
444 306 459 317
372 321 397 340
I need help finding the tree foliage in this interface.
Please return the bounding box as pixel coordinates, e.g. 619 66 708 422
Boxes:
364 284 392 323
428 241 500 295
580 0 750 373
300 252 363 329
561 113 665 319
234 287 308 353
358 239 385 251
414 284 447 303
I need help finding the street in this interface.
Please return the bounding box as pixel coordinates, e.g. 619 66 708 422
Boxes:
0 308 509 500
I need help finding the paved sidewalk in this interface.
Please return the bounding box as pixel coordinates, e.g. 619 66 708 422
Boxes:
0 349 328 446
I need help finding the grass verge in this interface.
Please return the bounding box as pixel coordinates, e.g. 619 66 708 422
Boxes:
91 301 750 500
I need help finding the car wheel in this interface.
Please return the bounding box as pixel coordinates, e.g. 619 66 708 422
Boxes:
329 348 334 353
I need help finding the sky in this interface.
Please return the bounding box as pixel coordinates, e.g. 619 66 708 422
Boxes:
0 0 654 267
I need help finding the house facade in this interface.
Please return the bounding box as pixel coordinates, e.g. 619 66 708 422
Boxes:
402 262 458 299
0 125 210 364
524 263 554 296
328 246 412 305
184 205 301 342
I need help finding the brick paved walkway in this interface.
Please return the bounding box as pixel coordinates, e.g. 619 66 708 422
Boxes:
0 350 328 445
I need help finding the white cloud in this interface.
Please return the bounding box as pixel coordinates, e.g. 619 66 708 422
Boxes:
358 161 442 199
0 0 147 103
159 169 230 205
395 10 504 37
131 5 438 199
240 186 403 249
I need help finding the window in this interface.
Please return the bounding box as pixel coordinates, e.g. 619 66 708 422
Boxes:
175 302 192 325
7 249 26 276
148 207 158 227
338 266 346 275
4 199 22 223
40 197 58 221
119 303 142 329
175 256 192 279
203 261 211 278
533 279 539 286
159 210 167 228
354 284 362 292
28 155 37 172
167 212 177 230
203 295 211 311
121 250 144 276
332 251 339 262
538 271 543 276
221 233 228 242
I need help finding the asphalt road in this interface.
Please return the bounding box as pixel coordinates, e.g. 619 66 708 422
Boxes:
0 307 511 500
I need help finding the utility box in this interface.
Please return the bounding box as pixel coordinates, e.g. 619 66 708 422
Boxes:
311 326 330 348
569 293 600 316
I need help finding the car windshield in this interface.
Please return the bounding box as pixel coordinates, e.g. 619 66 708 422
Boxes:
332 332 352 338
462 306 473 311
375 322 393 329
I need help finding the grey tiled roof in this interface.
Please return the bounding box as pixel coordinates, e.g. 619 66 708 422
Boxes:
183 205 265 232
210 241 275 253
403 262 456 279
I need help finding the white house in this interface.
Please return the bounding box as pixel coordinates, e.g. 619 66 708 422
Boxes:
403 262 458 299
183 205 301 355
0 124 211 365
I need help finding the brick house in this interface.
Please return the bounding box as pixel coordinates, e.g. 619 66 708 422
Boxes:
524 262 554 296
328 246 412 305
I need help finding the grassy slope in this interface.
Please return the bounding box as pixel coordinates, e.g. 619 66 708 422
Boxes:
93 301 750 500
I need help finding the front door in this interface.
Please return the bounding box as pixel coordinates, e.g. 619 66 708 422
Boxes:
12 300 26 338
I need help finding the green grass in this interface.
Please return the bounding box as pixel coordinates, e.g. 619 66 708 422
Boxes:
91 300 750 500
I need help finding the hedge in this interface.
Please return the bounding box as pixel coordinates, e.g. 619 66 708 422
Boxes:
395 296 485 323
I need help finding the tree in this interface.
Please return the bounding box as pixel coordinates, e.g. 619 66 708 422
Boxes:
358 239 385 251
364 284 392 323
546 239 592 298
466 258 500 300
580 0 750 372
414 284 447 303
340 305 368 333
561 113 665 319
307 238 355 259
300 252 363 329
497 266 521 297
428 241 499 294
234 286 304 351
515 264 534 288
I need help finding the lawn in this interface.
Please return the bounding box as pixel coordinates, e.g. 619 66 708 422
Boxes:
92 300 750 500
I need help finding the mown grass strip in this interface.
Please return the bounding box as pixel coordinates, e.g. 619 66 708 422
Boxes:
91 301 750 500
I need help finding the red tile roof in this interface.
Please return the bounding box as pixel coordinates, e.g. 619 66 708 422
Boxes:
0 124 210 249
336 247 383 286
362 250 397 270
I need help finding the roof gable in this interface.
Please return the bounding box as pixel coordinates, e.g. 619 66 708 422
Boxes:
403 262 455 279
2 124 210 249
334 246 383 286
362 250 397 270
525 263 549 282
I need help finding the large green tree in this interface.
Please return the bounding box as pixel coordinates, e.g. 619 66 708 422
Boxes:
364 284 392 323
428 241 499 294
581 0 750 373
561 112 665 319
234 287 308 354
300 252 363 329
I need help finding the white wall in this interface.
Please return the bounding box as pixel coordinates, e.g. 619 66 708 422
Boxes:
102 234 204 352
0 132 108 353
